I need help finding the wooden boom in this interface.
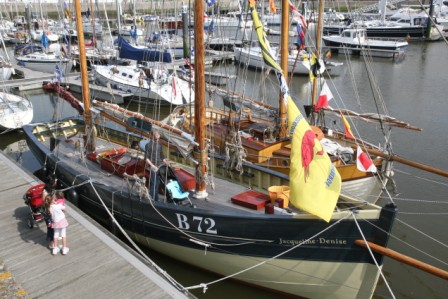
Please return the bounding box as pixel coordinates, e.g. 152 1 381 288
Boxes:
355 240 448 280
366 148 448 178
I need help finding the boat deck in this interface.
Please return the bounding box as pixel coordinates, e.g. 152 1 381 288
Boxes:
33 121 379 219
45 130 292 216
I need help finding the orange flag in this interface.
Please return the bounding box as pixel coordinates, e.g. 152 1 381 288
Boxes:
340 113 354 139
269 0 277 13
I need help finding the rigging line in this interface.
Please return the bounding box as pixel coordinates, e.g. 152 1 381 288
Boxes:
396 217 448 251
393 167 448 187
86 179 186 291
361 47 391 135
398 212 448 215
185 213 352 292
362 217 448 267
352 212 396 299
380 196 448 205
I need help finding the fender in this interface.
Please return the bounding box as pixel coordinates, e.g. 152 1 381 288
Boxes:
66 189 79 207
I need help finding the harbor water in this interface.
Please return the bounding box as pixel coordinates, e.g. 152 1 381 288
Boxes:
1 39 448 298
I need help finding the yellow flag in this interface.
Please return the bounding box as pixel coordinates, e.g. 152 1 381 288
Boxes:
288 97 341 222
249 1 341 222
309 53 317 82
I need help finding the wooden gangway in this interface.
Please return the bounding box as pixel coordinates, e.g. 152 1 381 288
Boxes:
0 151 195 299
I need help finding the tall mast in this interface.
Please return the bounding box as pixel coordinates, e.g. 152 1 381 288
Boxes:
115 0 121 36
90 0 96 44
311 0 324 109
278 0 289 139
74 0 95 152
193 0 208 199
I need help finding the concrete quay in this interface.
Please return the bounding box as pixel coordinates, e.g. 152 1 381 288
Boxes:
0 151 194 299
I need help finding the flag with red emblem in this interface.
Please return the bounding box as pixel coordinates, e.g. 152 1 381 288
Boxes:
249 0 341 222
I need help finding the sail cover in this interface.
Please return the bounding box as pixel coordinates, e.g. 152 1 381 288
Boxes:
249 0 341 222
117 36 173 63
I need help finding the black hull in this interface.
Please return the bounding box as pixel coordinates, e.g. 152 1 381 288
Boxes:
23 123 396 263
366 27 425 39
324 25 427 39
23 120 397 297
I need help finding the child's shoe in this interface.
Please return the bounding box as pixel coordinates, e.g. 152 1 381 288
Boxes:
52 247 60 255
62 247 69 255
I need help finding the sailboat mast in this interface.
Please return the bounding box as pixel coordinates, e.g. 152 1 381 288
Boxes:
193 0 208 199
311 0 324 107
115 0 121 36
74 0 95 152
89 0 96 43
278 0 289 139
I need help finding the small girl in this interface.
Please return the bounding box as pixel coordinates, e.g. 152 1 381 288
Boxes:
49 195 69 255
54 191 65 206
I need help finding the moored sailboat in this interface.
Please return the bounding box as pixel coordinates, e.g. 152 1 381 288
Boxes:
23 1 399 298
0 91 33 131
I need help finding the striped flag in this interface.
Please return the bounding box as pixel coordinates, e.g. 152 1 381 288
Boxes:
316 81 333 111
341 113 355 139
357 146 377 172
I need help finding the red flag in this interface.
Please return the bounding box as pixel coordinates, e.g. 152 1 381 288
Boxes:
289 1 307 30
316 82 333 111
357 146 377 172
340 113 354 139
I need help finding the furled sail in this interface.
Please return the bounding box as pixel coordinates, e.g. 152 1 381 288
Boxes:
249 0 341 222
117 36 173 63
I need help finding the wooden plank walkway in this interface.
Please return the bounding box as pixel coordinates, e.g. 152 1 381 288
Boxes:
0 151 194 299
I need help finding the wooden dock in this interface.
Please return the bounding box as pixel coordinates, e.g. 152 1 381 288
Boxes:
10 64 131 104
0 151 194 299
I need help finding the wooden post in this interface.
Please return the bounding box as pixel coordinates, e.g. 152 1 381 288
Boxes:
355 240 448 280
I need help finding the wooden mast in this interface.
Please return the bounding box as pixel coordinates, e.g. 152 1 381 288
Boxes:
193 0 208 199
74 0 95 152
278 0 289 139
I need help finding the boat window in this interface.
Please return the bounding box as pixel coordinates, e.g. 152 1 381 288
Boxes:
343 31 351 37
121 72 127 77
